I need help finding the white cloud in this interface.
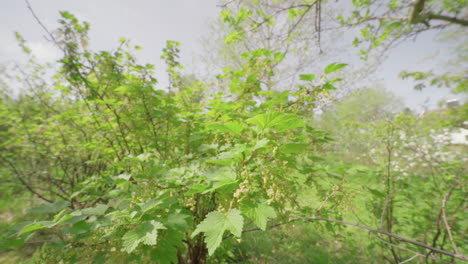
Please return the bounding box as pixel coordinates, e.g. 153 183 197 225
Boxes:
29 41 61 62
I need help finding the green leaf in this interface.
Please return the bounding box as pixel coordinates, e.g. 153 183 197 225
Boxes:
367 187 385 198
225 31 243 44
278 143 307 154
122 221 166 253
207 121 246 135
288 8 299 19
19 221 54 235
299 74 316 82
252 138 269 150
206 159 234 166
0 239 24 249
150 228 184 264
247 112 304 132
81 204 109 216
166 212 191 228
325 222 335 234
206 145 247 166
204 168 238 193
28 201 70 214
92 253 107 264
273 52 285 62
60 11 74 20
241 201 276 231
68 220 92 235
323 83 336 90
151 242 178 264
186 184 211 195
138 199 161 213
122 231 141 253
324 63 347 74
191 209 244 255
53 212 74 225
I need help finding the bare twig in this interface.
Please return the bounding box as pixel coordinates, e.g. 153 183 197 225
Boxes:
426 13 468 26
375 236 451 264
441 184 460 255
24 0 64 52
0 156 53 203
223 219 301 240
299 217 467 262
226 216 467 262
399 254 419 264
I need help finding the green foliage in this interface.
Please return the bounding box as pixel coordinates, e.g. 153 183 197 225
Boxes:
324 63 347 74
192 209 244 255
0 9 339 262
240 200 276 231
28 201 70 215
400 70 468 93
317 88 467 262
344 0 468 59
122 220 165 253
0 2 466 263
247 112 304 132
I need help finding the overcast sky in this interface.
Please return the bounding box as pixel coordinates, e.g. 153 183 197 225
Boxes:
1 0 464 111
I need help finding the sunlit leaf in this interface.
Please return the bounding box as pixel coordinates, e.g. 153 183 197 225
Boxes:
191 209 244 255
207 121 247 135
299 74 316 82
324 63 347 74
247 112 304 132
19 221 54 235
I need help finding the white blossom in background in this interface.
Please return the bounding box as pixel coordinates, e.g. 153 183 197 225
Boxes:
357 121 466 178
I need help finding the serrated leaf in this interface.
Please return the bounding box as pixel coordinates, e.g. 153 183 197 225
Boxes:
299 74 316 81
191 209 244 255
166 213 190 228
122 230 140 253
241 201 276 231
247 112 304 132
324 63 347 74
122 221 165 253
